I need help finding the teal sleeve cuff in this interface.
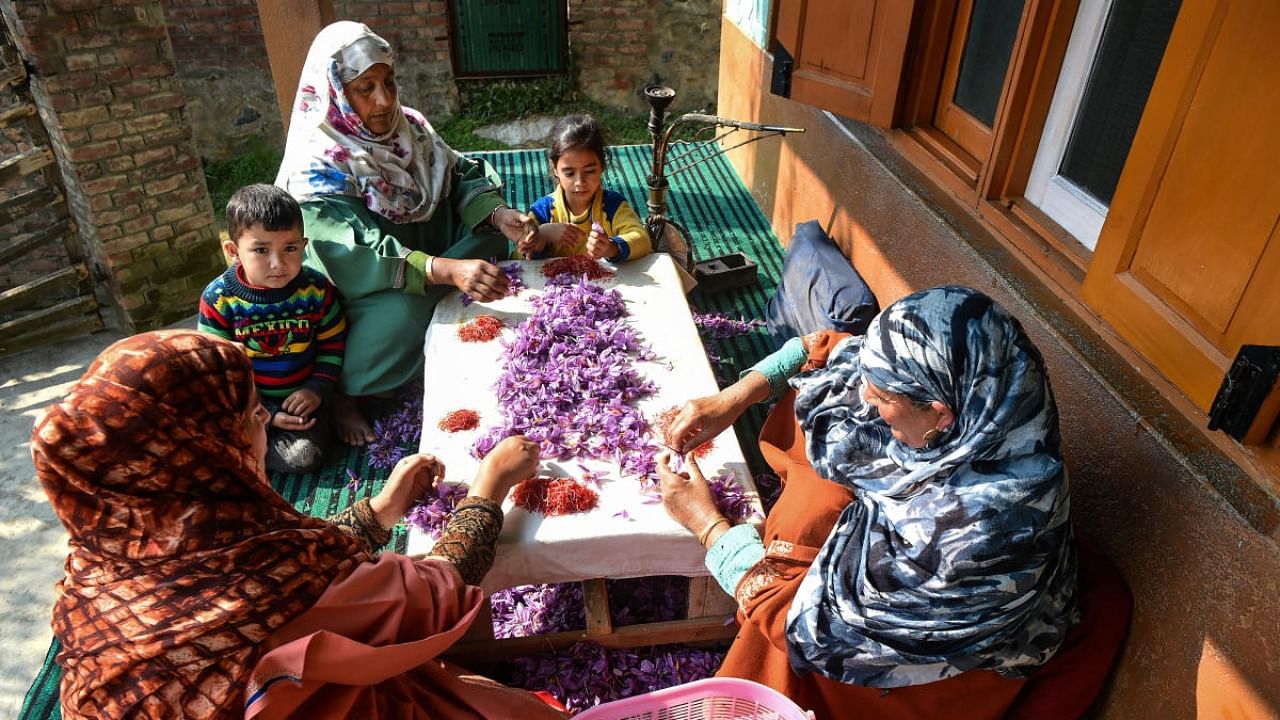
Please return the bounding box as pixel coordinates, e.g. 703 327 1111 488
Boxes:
705 523 765 597
741 336 807 402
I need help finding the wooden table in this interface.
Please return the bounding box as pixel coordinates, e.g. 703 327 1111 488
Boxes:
409 254 760 657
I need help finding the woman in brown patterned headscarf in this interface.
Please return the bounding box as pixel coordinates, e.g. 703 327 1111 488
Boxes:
32 330 564 719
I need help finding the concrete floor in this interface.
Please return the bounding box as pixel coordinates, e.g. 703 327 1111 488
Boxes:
0 328 130 716
0 326 147 716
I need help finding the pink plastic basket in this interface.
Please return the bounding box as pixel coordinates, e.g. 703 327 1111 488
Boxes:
573 677 812 720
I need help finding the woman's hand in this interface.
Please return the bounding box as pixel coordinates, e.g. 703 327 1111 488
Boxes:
493 207 539 246
470 435 540 504
434 257 508 302
585 226 619 260
370 453 445 528
515 225 547 258
539 223 584 254
658 452 728 545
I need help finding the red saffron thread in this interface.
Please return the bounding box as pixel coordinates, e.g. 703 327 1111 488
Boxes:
512 477 600 516
438 409 480 432
458 315 504 342
541 255 615 281
654 406 714 457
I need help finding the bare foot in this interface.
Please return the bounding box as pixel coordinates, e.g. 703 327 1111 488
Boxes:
333 393 375 446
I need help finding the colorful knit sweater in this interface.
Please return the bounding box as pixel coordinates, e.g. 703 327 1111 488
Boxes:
198 264 347 412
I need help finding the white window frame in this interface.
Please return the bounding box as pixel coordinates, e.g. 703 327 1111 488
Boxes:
1024 0 1115 251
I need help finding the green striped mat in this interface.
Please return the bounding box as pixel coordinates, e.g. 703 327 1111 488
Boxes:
18 145 782 719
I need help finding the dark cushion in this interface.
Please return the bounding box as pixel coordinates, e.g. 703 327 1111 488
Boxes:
765 220 878 348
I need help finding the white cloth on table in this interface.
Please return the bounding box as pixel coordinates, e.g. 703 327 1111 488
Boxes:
408 254 762 593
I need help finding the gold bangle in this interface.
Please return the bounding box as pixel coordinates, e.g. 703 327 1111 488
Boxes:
697 517 729 546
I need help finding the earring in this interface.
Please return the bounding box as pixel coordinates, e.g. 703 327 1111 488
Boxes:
922 427 941 446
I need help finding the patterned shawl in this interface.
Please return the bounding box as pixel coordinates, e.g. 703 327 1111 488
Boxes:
274 21 457 224
31 330 366 719
784 286 1076 688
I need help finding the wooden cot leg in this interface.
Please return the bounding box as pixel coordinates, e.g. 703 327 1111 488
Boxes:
686 576 737 619
583 578 613 638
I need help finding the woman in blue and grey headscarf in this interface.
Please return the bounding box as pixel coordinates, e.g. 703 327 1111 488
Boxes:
659 286 1076 719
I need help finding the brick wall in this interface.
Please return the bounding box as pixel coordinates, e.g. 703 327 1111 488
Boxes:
1 0 224 332
163 0 270 72
569 0 720 113
157 0 720 160
336 0 459 120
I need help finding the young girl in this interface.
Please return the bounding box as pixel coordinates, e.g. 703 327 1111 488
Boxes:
517 114 652 262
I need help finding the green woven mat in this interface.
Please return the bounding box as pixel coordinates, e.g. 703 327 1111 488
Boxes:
18 144 782 720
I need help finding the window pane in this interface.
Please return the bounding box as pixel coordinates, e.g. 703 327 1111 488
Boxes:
1059 0 1182 204
952 0 1025 127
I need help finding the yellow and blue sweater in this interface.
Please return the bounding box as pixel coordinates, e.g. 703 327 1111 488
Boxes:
527 187 652 261
198 264 347 413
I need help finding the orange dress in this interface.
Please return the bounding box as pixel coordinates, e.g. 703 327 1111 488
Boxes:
715 387 1026 719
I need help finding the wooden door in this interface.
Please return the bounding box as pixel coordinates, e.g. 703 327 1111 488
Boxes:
1082 0 1280 418
772 0 915 128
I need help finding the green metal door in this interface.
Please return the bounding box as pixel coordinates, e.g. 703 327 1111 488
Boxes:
451 0 567 77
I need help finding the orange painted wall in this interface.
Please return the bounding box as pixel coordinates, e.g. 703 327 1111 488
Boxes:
716 16 1280 719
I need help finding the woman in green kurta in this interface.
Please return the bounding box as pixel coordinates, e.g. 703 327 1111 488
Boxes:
276 22 535 442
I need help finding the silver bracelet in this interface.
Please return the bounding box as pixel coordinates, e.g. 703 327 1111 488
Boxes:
488 204 508 228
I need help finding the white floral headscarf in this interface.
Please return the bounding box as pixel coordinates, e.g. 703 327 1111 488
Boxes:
274 21 457 224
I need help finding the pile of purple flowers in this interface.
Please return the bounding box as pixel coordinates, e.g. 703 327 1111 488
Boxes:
472 275 661 480
490 582 586 639
366 395 424 470
504 641 725 713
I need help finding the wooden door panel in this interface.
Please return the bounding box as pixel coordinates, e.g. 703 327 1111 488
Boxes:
1128 4 1280 336
1083 0 1280 411
773 0 914 127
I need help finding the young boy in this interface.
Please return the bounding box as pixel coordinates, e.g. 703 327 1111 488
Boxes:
198 183 347 472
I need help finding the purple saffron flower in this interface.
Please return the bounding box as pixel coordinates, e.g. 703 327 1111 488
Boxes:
404 482 471 540
709 472 758 522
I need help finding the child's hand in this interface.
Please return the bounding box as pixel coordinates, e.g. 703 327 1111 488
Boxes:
281 388 321 418
540 223 584 253
271 410 317 431
585 224 619 260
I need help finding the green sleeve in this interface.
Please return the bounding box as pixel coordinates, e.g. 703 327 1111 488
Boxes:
705 523 766 597
300 196 431 299
741 336 808 402
453 155 507 230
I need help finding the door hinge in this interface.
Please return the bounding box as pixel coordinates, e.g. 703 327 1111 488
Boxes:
1207 345 1280 443
771 41 794 99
